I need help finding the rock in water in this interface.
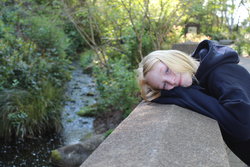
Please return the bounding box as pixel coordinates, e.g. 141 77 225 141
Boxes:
50 134 105 167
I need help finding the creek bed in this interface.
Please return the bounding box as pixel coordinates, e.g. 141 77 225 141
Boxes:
61 65 96 145
0 135 62 167
0 64 96 167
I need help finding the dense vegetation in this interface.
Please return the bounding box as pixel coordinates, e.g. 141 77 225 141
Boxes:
0 1 76 141
0 0 249 141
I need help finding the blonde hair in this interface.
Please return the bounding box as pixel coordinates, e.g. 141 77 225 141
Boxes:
137 50 199 101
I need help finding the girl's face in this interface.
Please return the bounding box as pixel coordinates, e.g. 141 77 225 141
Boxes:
145 61 193 90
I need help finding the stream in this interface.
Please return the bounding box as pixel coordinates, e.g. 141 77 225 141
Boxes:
0 63 96 167
61 63 96 145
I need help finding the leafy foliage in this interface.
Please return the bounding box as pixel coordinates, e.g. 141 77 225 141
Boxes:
93 58 140 117
64 22 89 58
0 1 72 141
24 16 70 57
79 49 96 74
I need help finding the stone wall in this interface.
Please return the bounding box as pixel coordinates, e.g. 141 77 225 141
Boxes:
172 42 199 55
80 102 230 167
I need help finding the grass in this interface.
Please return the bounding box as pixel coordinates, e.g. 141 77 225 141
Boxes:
0 81 64 141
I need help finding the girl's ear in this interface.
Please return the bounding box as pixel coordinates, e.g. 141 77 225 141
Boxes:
140 79 146 85
140 80 151 101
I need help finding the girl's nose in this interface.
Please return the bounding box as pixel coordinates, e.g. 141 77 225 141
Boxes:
163 75 176 85
162 76 176 90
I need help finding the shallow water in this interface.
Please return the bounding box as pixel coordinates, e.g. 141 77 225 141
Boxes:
0 64 96 167
61 65 96 145
0 135 62 167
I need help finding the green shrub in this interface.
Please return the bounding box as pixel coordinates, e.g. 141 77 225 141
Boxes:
80 50 94 67
125 33 154 67
234 41 243 55
206 32 227 41
24 15 70 57
233 31 250 56
64 22 89 58
93 58 140 117
0 6 71 141
0 81 63 141
0 32 71 90
80 50 95 74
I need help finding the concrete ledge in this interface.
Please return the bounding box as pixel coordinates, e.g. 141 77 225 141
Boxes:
81 102 230 167
172 42 199 54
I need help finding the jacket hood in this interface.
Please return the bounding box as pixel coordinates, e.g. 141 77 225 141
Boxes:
191 40 239 85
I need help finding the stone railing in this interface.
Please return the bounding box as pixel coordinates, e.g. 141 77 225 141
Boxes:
172 42 199 55
80 102 230 167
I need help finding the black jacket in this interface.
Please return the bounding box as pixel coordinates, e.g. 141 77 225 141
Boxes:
153 40 250 141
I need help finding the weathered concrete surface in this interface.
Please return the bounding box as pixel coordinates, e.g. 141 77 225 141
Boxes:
81 102 230 167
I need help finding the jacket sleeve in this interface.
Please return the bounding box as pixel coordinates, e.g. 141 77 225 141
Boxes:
206 64 250 138
153 85 250 141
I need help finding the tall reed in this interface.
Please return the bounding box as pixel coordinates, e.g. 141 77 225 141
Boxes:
0 81 64 141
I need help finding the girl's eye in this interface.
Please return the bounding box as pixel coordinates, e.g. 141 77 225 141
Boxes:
165 68 169 73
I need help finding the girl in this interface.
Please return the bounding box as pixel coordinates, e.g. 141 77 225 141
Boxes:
137 40 250 165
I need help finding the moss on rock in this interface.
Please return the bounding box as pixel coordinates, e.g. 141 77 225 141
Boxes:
77 106 96 117
51 150 62 162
